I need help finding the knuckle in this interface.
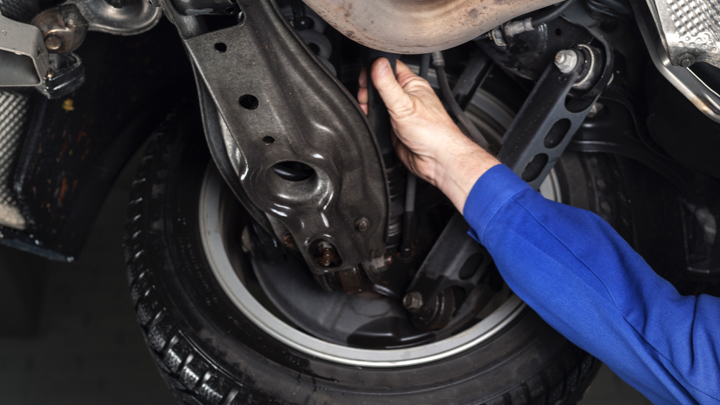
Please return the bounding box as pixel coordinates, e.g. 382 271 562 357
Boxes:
403 76 432 91
390 100 416 119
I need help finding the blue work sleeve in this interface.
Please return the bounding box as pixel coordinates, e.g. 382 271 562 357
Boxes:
463 164 720 405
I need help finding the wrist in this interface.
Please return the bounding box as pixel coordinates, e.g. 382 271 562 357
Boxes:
435 137 499 214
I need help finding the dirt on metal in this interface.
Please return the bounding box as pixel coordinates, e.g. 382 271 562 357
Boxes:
302 0 561 53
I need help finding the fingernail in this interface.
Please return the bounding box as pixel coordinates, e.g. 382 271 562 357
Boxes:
377 58 390 74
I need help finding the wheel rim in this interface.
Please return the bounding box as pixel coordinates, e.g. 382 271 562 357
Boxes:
200 85 561 367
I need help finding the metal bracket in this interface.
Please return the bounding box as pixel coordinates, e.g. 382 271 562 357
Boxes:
0 12 49 87
38 52 86 99
184 0 389 275
64 0 162 35
644 0 720 68
632 0 720 124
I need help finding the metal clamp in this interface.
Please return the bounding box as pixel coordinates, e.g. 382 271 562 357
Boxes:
0 12 49 87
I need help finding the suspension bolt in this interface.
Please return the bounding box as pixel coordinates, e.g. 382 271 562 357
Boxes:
355 217 370 232
293 16 314 31
364 253 393 274
554 49 578 73
315 241 340 267
403 291 423 311
678 53 696 67
282 233 295 248
44 35 62 51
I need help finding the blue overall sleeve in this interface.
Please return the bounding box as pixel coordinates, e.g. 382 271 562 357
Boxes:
463 164 720 405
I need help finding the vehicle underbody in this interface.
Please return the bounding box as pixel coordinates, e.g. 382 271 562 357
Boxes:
1 0 719 403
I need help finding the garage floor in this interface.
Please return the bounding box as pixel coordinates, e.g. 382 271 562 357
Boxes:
0 153 652 405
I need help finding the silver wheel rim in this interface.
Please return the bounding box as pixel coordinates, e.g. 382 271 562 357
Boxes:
199 86 562 367
200 166 561 368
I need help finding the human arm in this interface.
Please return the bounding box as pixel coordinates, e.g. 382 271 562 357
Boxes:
465 165 720 404
366 57 720 404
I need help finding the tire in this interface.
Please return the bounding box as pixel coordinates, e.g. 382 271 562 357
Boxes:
123 111 629 405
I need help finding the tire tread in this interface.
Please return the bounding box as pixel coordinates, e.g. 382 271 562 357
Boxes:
124 127 601 405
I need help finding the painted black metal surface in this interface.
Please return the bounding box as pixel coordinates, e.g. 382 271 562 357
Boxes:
252 251 435 348
452 49 493 111
184 0 389 275
404 214 497 330
499 59 595 188
9 19 194 260
495 25 613 189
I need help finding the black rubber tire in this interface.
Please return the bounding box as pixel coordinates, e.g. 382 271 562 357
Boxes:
124 114 614 405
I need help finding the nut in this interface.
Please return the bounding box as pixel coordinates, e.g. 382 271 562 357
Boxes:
403 291 423 311
586 102 604 118
355 217 370 232
554 49 578 74
679 54 696 68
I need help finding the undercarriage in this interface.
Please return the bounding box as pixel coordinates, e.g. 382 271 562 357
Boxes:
1 0 720 402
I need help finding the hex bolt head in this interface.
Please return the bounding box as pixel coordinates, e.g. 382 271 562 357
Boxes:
679 54 696 68
65 16 77 27
586 102 604 118
293 16 314 30
554 49 578 74
403 291 423 311
355 217 370 232
44 35 62 52
382 253 393 267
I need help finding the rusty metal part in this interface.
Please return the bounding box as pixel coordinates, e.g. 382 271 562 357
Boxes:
301 0 562 53
282 233 295 247
315 241 341 267
337 267 369 294
31 5 88 54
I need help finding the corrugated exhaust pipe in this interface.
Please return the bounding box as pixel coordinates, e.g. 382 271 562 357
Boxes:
301 0 562 54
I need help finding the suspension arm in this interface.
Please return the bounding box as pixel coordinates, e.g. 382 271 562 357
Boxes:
404 24 613 330
181 0 391 276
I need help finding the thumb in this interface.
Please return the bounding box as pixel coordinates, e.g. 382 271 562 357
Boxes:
371 58 414 118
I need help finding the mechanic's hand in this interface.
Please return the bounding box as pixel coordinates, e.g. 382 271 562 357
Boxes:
358 58 500 213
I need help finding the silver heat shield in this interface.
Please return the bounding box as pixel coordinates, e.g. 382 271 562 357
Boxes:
0 91 28 230
646 0 720 68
